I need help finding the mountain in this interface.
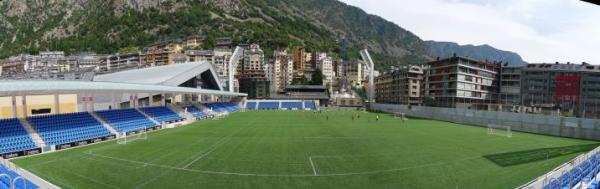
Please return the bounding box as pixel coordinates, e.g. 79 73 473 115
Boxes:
425 41 525 65
0 0 432 70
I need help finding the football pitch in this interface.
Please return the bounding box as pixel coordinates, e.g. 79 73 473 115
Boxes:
11 111 598 189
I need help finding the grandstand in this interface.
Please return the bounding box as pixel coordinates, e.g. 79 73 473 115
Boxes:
246 100 319 110
0 67 245 188
95 108 157 134
257 101 279 110
526 148 600 189
0 119 37 156
28 112 112 147
183 105 208 119
0 164 38 189
204 102 240 113
139 106 183 123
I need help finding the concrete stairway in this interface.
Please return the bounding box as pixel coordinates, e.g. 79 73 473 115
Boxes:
89 111 119 136
18 118 47 148
136 108 160 125
167 104 185 117
195 103 209 112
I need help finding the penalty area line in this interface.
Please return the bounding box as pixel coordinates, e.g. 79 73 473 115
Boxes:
309 156 318 176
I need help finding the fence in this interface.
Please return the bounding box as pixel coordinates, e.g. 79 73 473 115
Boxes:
370 103 600 140
0 157 60 189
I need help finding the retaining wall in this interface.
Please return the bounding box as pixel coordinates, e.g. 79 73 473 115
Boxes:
371 103 600 141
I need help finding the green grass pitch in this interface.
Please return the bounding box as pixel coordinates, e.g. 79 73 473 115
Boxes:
11 111 597 189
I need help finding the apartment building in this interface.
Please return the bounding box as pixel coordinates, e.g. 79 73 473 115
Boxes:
0 60 25 77
375 65 424 105
186 50 214 63
99 53 141 73
522 63 579 110
521 63 590 116
499 64 524 106
238 70 271 99
272 50 294 93
242 44 265 71
344 60 365 86
315 53 334 86
214 49 232 79
426 56 499 108
580 64 600 118
141 42 182 66
184 35 206 48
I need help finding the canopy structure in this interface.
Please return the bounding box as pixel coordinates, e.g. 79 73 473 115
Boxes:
94 61 223 90
0 80 247 97
582 0 599 5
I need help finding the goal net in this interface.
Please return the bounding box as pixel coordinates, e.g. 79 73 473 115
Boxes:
394 112 407 121
117 129 147 144
487 124 512 138
211 111 229 120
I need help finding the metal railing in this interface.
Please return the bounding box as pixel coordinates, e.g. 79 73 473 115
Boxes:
0 157 60 189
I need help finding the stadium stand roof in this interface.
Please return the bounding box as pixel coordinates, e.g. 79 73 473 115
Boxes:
285 85 327 90
93 62 223 90
0 80 246 96
582 0 599 5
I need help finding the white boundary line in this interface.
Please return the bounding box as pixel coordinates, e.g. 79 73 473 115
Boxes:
309 156 318 176
134 115 260 188
181 137 230 169
65 170 120 189
84 152 481 177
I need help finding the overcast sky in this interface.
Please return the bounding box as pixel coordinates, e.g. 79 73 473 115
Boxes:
339 0 600 64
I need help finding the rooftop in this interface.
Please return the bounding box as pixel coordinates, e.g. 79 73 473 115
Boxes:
0 80 246 97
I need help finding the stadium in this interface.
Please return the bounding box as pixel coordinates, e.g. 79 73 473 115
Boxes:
0 60 598 189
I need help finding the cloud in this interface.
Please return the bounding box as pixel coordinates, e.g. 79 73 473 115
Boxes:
339 0 600 64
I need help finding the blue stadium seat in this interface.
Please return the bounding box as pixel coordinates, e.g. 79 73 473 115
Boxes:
281 101 303 109
245 101 257 110
0 119 37 155
589 180 599 189
542 151 600 189
204 103 240 113
96 108 156 133
304 101 317 110
183 105 208 119
0 164 39 189
28 112 111 145
257 101 279 110
140 106 183 123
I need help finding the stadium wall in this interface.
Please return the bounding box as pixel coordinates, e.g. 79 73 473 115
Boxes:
0 95 77 119
371 103 600 141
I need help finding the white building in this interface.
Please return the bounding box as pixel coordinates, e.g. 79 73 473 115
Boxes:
344 60 365 86
185 50 214 64
242 44 264 71
39 51 65 59
213 49 232 79
316 53 334 85
100 53 141 73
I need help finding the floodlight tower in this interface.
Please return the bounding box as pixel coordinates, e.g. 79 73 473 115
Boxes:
228 46 243 92
359 49 375 104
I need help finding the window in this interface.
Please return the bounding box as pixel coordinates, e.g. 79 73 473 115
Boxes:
32 108 51 115
465 75 473 82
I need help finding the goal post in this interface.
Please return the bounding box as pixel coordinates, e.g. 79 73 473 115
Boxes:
117 128 147 145
487 124 512 138
394 112 407 121
211 111 230 120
